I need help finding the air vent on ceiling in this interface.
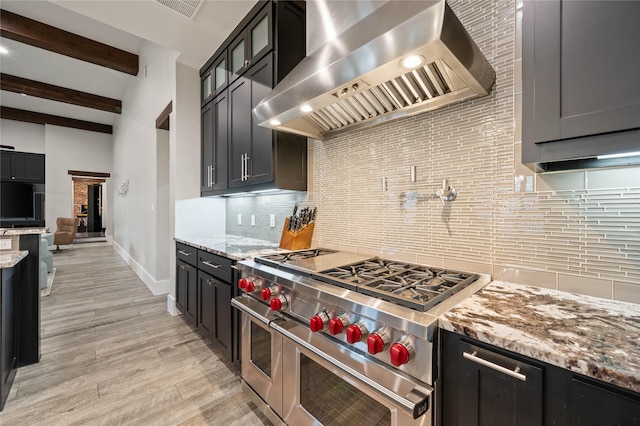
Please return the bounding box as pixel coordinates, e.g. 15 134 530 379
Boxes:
155 0 203 20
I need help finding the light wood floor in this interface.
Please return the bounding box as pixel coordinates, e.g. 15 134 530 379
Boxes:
0 244 271 426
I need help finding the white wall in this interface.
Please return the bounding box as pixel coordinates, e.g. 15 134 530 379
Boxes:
0 119 45 153
44 125 113 233
111 40 179 295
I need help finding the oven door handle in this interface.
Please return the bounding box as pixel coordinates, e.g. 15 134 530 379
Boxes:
231 295 280 326
271 321 431 419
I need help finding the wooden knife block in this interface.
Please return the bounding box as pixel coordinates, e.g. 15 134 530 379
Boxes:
279 217 314 250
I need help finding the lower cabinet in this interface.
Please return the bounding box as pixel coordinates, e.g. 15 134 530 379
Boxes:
176 260 197 326
440 330 640 426
197 271 233 361
1 266 19 412
175 242 238 362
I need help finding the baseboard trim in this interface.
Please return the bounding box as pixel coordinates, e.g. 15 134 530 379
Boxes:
166 294 178 316
111 240 170 296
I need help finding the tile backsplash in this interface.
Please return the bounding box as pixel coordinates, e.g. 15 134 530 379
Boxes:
227 0 639 304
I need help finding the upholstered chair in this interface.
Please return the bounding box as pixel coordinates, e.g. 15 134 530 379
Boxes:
53 217 79 252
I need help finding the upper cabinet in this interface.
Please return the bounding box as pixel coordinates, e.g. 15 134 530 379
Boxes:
522 1 640 171
200 0 307 197
0 151 45 183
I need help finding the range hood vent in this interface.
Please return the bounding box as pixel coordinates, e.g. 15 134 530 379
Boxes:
253 0 496 140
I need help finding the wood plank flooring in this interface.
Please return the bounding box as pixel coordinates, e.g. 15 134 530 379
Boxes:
0 244 271 426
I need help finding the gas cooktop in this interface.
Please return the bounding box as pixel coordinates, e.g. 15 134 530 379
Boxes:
254 249 479 312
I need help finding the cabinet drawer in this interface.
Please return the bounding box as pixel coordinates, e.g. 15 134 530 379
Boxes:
176 242 197 267
198 250 233 282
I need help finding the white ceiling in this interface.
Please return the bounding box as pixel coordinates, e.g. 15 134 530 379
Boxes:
0 0 257 127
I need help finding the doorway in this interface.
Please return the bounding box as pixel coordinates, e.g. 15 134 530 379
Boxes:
72 177 106 239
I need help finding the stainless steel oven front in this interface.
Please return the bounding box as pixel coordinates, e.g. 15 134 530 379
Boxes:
273 319 433 426
234 297 283 421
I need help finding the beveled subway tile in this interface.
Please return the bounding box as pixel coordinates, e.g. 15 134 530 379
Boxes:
558 274 613 299
492 265 557 289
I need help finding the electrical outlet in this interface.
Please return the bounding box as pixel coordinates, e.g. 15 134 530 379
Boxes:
237 214 242 225
251 215 256 226
270 214 276 228
0 239 11 250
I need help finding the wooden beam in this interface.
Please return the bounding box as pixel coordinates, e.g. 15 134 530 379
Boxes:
68 171 111 178
0 9 139 76
156 101 172 130
1 73 121 114
1 106 112 134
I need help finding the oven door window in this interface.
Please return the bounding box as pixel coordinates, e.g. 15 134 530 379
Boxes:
299 354 391 425
250 321 271 376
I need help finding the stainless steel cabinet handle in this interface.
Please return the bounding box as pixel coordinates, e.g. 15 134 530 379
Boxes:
244 153 250 180
211 166 215 185
177 250 191 256
201 260 221 269
207 278 215 286
463 351 527 382
240 154 245 181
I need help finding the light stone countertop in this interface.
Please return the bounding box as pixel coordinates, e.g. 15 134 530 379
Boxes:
440 280 640 393
175 235 287 261
0 227 47 236
0 250 28 268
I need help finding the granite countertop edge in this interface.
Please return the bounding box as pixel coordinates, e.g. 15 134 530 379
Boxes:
0 250 29 268
175 235 287 261
0 227 47 236
440 280 640 394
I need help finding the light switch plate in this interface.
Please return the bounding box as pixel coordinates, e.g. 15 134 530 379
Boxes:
237 214 242 225
251 215 256 226
270 214 276 227
0 238 12 250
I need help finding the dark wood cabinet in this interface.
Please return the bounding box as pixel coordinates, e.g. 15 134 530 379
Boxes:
176 260 197 326
200 0 307 197
1 265 19 411
441 331 543 426
201 52 228 106
0 151 45 183
440 330 640 426
201 93 229 194
175 242 239 362
197 270 233 361
522 0 640 171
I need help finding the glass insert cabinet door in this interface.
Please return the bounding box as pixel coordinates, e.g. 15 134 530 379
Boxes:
202 74 212 102
215 58 227 91
251 14 269 57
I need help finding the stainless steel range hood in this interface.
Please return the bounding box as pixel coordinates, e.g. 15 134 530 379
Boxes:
252 0 495 140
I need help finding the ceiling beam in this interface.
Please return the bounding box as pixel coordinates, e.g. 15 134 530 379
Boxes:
1 73 121 114
1 106 113 134
156 101 172 130
0 9 139 76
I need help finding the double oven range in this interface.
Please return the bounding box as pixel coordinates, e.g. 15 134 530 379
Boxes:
231 249 490 426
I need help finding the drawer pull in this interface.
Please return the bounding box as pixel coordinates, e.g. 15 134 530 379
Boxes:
202 260 222 269
207 278 215 286
463 351 527 382
177 250 192 256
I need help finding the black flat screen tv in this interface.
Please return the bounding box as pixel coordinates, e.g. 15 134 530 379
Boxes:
0 181 45 227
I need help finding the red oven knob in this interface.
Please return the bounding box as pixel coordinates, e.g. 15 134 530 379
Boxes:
329 315 349 335
238 277 248 290
310 311 330 332
260 287 273 300
367 331 389 355
346 323 367 343
390 338 415 367
270 294 288 311
245 280 255 292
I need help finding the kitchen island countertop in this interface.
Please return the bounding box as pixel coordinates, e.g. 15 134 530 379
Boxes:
175 235 287 260
0 250 29 268
440 280 640 393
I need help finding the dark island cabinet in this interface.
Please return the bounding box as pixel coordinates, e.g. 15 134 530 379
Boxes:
197 270 233 361
1 266 19 411
200 0 307 197
522 1 640 171
440 330 640 426
0 151 45 183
